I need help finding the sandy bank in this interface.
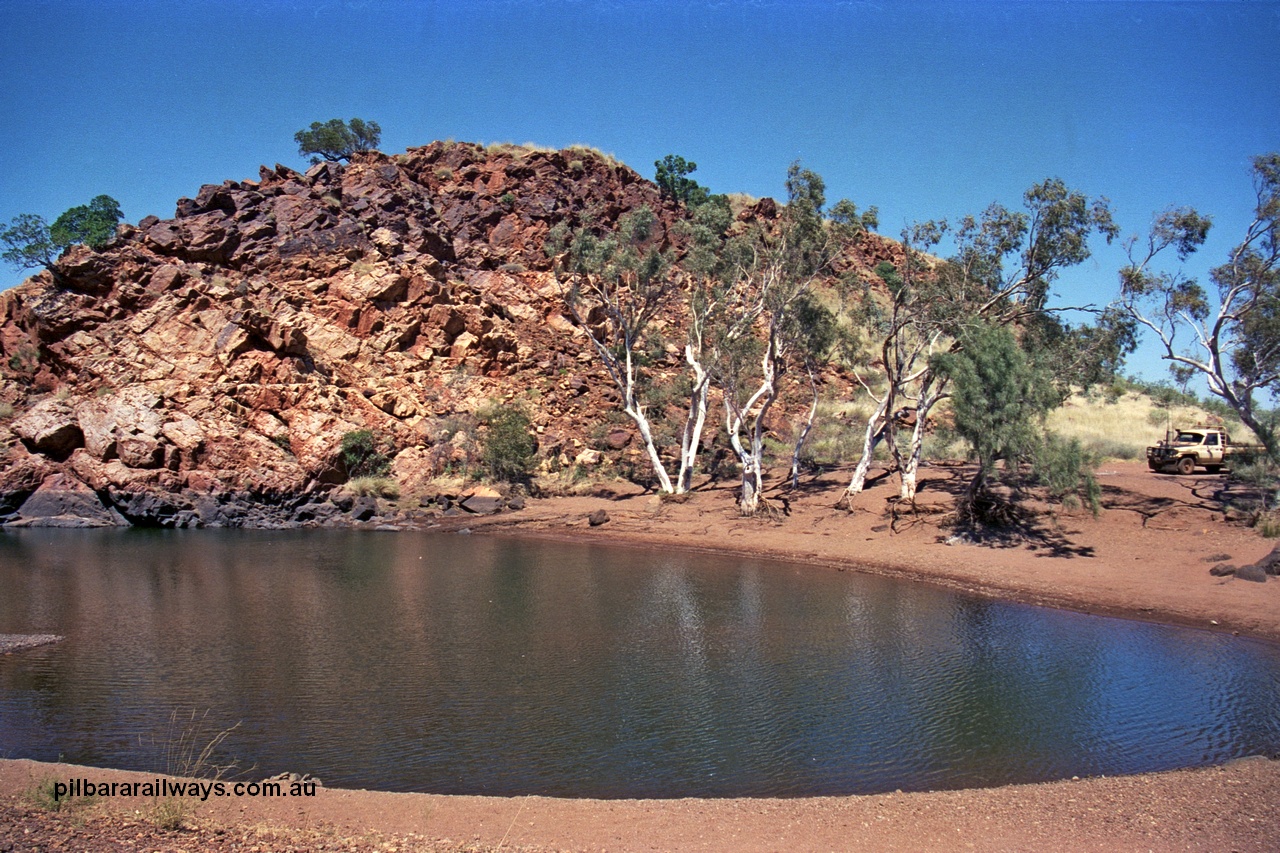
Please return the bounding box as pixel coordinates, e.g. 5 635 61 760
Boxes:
2 756 1278 851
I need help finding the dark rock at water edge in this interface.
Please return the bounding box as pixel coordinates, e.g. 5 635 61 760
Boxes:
8 473 125 528
461 494 504 514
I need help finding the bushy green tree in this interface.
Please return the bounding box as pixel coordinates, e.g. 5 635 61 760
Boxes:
827 197 879 235
295 118 382 164
934 324 1040 524
654 154 710 207
558 205 679 492
480 406 537 482
1 195 123 279
933 323 1096 525
340 429 391 478
1032 433 1102 516
713 162 849 514
52 195 124 249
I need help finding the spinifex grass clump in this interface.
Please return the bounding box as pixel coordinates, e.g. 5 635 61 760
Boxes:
139 709 245 830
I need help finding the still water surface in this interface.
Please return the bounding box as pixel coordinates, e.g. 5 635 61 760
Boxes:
1 528 1278 797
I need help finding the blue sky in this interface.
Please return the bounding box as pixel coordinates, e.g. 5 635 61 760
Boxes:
1 0 1277 382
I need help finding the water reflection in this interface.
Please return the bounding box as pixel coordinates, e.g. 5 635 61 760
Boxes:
1 528 1278 797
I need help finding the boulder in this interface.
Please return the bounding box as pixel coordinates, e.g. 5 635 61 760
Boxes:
461 495 503 514
1235 564 1268 583
10 473 125 528
12 400 83 458
74 387 167 467
1248 542 1280 576
349 496 379 521
461 485 504 515
588 508 609 527
574 448 602 467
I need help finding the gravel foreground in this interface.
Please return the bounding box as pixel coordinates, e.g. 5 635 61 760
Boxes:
2 756 1279 852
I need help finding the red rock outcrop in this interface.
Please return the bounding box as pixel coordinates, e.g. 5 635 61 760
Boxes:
0 141 898 526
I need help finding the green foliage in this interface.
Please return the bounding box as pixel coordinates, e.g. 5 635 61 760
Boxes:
543 221 571 257
340 429 391 478
51 195 123 249
1031 433 1102 515
787 291 857 367
565 206 672 328
654 154 711 206
6 345 39 378
478 404 537 482
936 324 1104 520
1022 307 1138 398
953 178 1118 318
294 117 381 164
0 214 58 272
1 195 123 274
828 198 879 235
1225 446 1280 523
933 323 1056 477
26 778 71 812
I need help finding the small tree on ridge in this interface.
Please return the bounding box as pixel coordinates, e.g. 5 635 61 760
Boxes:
295 118 382 164
1 194 123 283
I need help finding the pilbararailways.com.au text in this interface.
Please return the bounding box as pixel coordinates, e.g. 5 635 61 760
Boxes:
53 777 317 802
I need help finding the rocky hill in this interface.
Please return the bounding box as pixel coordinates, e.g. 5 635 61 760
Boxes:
0 141 900 527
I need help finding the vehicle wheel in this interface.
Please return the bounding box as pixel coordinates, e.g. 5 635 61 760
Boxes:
1177 456 1196 475
1148 461 1160 471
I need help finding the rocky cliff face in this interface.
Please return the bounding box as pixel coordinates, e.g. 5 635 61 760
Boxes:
0 141 900 527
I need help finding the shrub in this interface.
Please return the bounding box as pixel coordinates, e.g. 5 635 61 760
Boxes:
1032 433 1102 515
1255 511 1280 538
26 778 69 811
479 403 537 482
340 429 391 478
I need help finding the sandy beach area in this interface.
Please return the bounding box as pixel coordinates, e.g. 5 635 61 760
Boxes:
3 460 1279 851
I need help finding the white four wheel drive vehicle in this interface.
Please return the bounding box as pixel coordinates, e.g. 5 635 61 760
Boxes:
1146 426 1261 475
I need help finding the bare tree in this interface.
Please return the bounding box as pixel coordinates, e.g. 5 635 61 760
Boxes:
841 221 948 503
1119 153 1280 461
713 163 843 514
556 207 680 493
